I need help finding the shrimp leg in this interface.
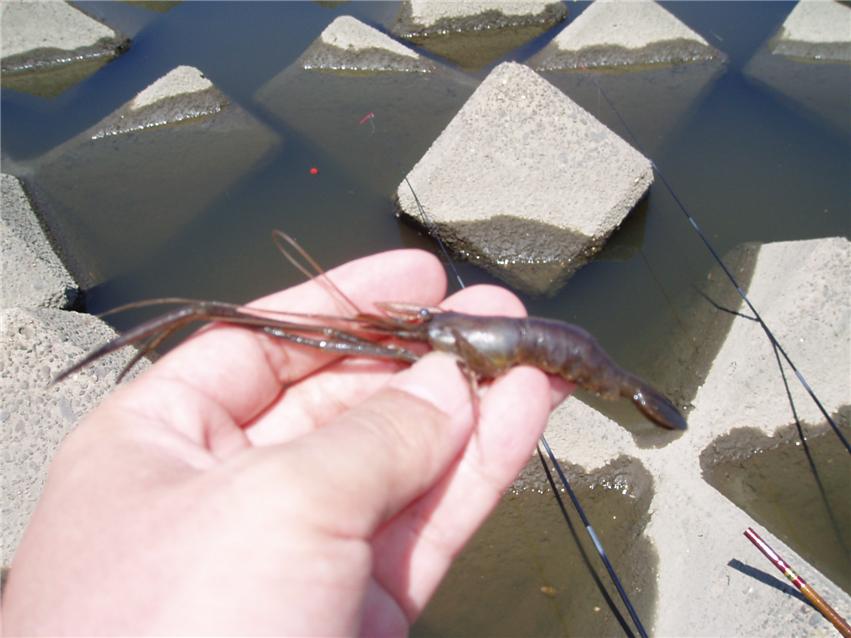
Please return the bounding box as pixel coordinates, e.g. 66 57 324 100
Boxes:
53 301 415 384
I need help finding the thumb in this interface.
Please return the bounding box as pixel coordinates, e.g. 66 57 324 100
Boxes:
272 353 476 539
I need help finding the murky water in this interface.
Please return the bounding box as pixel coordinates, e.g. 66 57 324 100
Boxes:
413 456 657 637
3 1 850 633
701 408 851 595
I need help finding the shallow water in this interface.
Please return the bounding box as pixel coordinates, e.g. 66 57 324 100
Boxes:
702 409 851 595
413 457 657 637
3 1 849 633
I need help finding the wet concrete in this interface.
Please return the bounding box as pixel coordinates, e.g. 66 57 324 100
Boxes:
29 68 278 288
396 62 653 296
392 1 566 68
1 0 128 98
701 407 851 594
413 455 657 637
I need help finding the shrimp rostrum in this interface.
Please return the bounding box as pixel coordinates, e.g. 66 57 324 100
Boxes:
56 233 687 432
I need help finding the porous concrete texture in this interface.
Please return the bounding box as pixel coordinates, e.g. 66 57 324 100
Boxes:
256 15 474 196
543 236 851 635
744 0 850 136
1 307 148 567
299 15 434 73
394 0 567 37
396 62 653 295
530 0 721 70
538 61 725 157
773 0 851 62
91 65 227 138
1 174 78 310
30 65 279 287
1 0 128 96
393 0 567 69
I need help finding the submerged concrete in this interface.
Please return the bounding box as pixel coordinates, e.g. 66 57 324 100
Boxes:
30 65 278 288
744 0 850 136
256 15 474 197
1 174 78 310
299 15 434 73
396 62 652 295
394 0 567 38
1 0 128 96
543 236 851 635
530 0 721 70
392 0 567 69
773 0 851 62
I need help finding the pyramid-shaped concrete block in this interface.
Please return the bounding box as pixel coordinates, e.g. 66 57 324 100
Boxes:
393 1 567 68
32 65 279 286
396 62 653 294
1 174 79 310
542 237 851 635
688 237 849 437
298 15 434 73
744 0 850 135
92 65 228 138
530 0 721 70
772 0 851 62
256 16 474 196
1 0 128 97
0 307 149 566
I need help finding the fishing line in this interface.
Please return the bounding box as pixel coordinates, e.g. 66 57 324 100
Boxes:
535 444 637 638
403 176 466 290
771 342 849 557
538 439 649 638
403 177 649 637
706 291 849 556
589 74 849 454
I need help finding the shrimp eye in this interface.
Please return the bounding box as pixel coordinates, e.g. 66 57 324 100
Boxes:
418 308 432 322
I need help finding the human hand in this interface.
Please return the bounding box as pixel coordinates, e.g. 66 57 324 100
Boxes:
2 248 570 636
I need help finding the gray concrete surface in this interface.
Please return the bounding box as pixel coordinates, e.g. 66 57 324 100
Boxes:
394 0 567 38
396 61 653 295
744 0 850 136
392 0 567 69
1 307 148 567
543 236 851 636
31 65 279 288
773 0 851 62
0 0 121 65
300 15 434 73
530 0 721 70
1 0 128 96
1 174 78 310
92 65 227 138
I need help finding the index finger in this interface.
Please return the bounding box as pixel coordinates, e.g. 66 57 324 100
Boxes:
126 248 447 426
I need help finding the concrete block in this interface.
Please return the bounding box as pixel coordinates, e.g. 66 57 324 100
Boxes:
1 174 78 310
30 65 279 288
299 15 435 73
773 0 851 62
396 62 653 295
744 0 850 136
1 307 148 566
530 0 722 70
256 16 475 196
392 0 567 68
529 0 727 156
541 236 851 635
1 0 128 97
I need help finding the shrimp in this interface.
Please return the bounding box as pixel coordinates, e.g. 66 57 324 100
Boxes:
55 234 686 431
367 304 687 430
